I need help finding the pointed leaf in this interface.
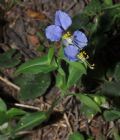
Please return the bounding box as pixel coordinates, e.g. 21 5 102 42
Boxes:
0 111 8 125
67 63 86 88
76 94 101 112
66 60 87 71
14 111 49 133
56 67 66 89
0 98 7 112
0 49 20 68
80 104 97 119
103 110 120 121
7 108 26 119
16 55 57 74
47 47 55 64
101 81 120 97
15 73 51 100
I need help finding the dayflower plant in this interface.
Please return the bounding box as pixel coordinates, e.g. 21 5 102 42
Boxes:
45 10 94 68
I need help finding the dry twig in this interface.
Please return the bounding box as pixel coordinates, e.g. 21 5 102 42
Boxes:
0 76 20 91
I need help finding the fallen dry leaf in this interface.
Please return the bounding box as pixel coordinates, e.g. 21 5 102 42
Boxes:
26 9 47 20
28 35 39 48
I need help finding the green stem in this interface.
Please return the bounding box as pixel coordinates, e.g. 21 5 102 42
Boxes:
63 91 76 97
103 4 120 10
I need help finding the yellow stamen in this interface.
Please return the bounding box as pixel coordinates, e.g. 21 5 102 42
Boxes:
63 31 72 39
77 51 95 69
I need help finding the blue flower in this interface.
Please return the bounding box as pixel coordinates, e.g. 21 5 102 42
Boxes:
63 30 88 61
55 10 72 30
45 25 63 41
45 10 72 41
64 45 79 61
73 30 88 49
45 10 88 62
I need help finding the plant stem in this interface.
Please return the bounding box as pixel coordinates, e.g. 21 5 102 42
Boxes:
103 4 120 10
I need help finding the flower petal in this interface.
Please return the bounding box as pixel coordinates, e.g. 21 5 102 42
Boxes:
64 45 79 61
45 25 63 41
62 37 73 47
55 10 72 30
73 31 88 49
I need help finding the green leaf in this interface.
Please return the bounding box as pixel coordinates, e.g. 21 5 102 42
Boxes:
101 81 120 97
86 18 99 35
67 63 86 88
56 67 66 89
76 94 101 112
13 111 49 133
15 73 51 100
91 95 106 106
66 60 87 71
0 111 8 125
103 0 113 6
69 132 84 140
0 49 20 68
16 55 57 74
71 13 89 31
72 13 99 35
6 108 26 119
80 104 97 119
0 98 7 111
47 47 54 64
103 110 120 121
58 46 64 59
84 0 102 16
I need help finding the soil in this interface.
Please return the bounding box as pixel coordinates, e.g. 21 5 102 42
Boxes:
0 0 120 140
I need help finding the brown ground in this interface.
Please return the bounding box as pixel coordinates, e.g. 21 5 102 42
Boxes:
0 0 120 140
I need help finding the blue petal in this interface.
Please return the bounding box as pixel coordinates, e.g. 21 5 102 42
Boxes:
45 25 63 41
55 10 72 30
73 31 88 49
64 45 79 61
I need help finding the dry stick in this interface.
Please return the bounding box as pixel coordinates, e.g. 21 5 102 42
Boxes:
54 125 61 140
0 76 42 111
64 113 73 134
6 131 33 140
16 130 32 136
66 1 77 12
14 103 41 111
15 100 64 112
0 76 20 91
